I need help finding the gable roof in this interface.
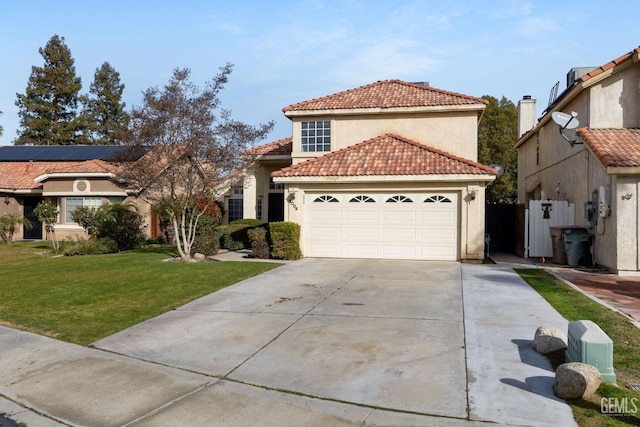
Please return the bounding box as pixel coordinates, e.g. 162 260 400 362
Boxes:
242 137 293 156
271 134 496 178
576 47 640 85
578 128 640 171
282 80 487 114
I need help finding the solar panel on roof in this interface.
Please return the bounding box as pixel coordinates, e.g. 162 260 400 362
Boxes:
0 145 139 161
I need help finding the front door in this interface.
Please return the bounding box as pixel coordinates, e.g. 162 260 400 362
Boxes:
23 197 43 240
268 193 284 222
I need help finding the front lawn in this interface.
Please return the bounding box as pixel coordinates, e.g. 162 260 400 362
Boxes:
0 242 281 345
516 268 640 427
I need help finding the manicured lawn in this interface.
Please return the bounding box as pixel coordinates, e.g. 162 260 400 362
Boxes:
0 242 281 345
516 268 640 427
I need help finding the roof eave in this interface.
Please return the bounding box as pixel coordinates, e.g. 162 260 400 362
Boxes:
283 104 486 118
607 166 640 175
273 174 496 183
34 172 116 183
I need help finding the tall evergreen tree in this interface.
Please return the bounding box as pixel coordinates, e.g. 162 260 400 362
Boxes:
79 62 129 145
478 95 518 203
0 111 3 137
14 35 82 145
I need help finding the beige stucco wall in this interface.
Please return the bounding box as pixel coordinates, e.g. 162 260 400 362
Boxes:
589 65 640 128
279 180 488 260
517 60 640 272
290 111 480 164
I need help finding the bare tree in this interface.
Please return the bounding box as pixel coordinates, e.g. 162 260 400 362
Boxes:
122 65 273 260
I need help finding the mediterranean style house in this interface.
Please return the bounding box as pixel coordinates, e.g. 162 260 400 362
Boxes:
231 80 496 260
0 146 160 241
515 46 640 275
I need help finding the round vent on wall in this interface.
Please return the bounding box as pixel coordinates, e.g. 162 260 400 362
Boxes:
75 179 89 192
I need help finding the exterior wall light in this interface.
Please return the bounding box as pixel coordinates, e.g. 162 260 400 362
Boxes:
469 189 477 201
3 197 10 205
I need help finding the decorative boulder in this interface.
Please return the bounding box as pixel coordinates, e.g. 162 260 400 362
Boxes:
533 326 567 354
193 253 206 262
554 362 601 399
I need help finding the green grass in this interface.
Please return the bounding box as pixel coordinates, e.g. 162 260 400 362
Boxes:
516 268 640 427
0 242 281 345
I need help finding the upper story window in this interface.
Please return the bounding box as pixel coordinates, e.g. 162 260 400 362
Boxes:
302 121 331 152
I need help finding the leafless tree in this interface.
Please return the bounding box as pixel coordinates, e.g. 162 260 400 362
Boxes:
121 64 273 260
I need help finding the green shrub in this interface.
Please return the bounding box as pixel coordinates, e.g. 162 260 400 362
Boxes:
248 226 270 259
229 218 265 227
220 223 255 250
269 222 302 260
191 234 220 256
64 238 119 256
71 202 145 251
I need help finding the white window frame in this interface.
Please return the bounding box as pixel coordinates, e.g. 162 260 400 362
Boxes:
65 197 103 223
301 120 331 152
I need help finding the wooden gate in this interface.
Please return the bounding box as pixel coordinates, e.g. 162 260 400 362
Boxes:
525 200 575 258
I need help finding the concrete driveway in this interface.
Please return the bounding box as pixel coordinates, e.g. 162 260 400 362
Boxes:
0 258 576 426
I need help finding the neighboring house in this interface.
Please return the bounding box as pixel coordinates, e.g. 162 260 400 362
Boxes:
0 146 160 241
515 46 640 274
238 80 496 260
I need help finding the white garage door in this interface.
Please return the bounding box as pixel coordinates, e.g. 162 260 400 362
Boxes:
304 192 459 260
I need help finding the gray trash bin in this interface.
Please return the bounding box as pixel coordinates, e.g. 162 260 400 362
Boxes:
549 226 586 264
563 232 592 266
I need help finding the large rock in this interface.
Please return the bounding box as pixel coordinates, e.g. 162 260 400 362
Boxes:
554 362 601 399
193 253 206 262
533 326 567 354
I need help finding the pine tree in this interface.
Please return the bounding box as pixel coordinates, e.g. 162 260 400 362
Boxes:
478 95 518 203
14 35 82 145
79 62 129 145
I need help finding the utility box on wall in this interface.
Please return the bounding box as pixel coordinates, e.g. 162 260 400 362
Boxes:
566 320 616 383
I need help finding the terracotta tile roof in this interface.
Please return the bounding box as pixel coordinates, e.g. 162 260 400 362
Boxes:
578 128 640 167
272 134 496 178
578 47 640 84
242 137 293 156
44 159 118 175
0 160 118 190
282 80 487 112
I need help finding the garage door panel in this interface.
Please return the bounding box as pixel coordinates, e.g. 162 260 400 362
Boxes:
308 226 343 238
382 227 418 239
382 210 417 222
305 192 458 260
345 210 379 222
346 227 379 239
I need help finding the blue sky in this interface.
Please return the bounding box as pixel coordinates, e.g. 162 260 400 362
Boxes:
0 1 638 145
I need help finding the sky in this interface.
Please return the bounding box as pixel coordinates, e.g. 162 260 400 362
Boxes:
0 0 638 146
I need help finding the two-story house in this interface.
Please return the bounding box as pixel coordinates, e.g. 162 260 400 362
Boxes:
515 46 640 275
236 80 496 261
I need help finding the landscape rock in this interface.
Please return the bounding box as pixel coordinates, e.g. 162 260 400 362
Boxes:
554 362 601 399
193 253 206 262
533 326 567 354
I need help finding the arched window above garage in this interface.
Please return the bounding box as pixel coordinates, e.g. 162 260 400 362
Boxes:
424 195 452 203
313 195 339 203
349 195 375 203
386 195 413 203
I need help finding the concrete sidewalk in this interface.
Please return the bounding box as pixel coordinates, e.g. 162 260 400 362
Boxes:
0 258 575 427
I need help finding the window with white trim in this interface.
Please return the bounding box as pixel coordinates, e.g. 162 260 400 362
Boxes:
386 195 413 203
228 199 243 222
313 195 339 203
349 195 375 203
424 195 452 203
301 121 331 152
65 197 102 223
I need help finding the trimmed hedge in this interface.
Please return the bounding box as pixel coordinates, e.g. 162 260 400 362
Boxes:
191 234 220 256
248 226 270 259
64 238 119 256
219 223 255 250
229 218 265 227
269 221 302 260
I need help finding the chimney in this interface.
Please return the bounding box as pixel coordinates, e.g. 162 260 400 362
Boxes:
518 95 536 138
